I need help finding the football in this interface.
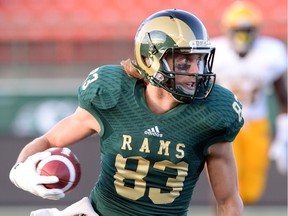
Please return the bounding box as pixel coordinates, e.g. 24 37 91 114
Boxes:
36 147 81 193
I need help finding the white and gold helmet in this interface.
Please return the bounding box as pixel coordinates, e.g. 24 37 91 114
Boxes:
221 1 262 57
133 9 216 103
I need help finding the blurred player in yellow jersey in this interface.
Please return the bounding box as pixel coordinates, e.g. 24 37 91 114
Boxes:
211 1 287 204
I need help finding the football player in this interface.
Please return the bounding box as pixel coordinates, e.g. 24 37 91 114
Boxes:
10 9 244 216
211 1 287 204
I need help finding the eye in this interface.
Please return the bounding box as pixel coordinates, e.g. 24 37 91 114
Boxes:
175 63 191 71
174 56 192 71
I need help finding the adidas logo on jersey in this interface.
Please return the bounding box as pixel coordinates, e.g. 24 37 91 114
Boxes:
144 126 163 137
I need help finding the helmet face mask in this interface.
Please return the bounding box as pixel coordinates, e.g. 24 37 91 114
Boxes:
228 27 258 57
134 9 216 103
221 1 262 57
153 47 216 103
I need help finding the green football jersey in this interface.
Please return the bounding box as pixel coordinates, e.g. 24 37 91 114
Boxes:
78 65 244 216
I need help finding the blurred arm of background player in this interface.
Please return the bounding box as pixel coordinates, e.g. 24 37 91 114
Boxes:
269 71 287 175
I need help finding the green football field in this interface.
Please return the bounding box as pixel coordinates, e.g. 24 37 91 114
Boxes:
0 205 286 216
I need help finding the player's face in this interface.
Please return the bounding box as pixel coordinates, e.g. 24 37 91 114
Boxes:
228 27 257 57
165 53 205 95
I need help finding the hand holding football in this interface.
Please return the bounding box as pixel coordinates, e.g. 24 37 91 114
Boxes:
36 147 81 194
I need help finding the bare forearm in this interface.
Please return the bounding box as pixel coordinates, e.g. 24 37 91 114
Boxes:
218 207 243 216
16 136 51 163
217 198 244 216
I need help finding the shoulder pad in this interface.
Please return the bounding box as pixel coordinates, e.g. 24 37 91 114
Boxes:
78 65 127 109
206 84 244 139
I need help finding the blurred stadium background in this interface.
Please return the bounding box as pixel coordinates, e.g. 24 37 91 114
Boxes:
0 0 287 215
